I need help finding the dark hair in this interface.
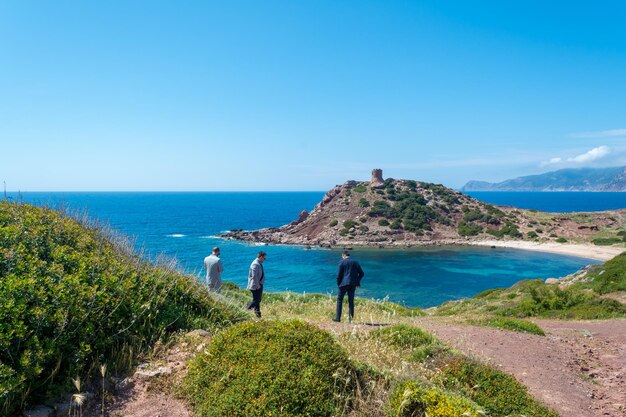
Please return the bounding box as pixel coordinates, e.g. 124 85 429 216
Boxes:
342 250 350 257
258 251 267 258
213 247 220 253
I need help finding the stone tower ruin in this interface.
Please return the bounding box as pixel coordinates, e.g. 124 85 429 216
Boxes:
371 169 384 188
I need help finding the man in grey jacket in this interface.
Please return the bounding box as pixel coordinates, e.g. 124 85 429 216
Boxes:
246 251 266 318
203 247 224 292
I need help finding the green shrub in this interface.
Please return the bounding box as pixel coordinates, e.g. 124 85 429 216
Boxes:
387 381 484 417
582 252 626 294
549 233 558 238
555 237 567 243
436 357 558 416
592 237 622 246
390 220 402 230
527 231 539 239
185 320 359 417
486 222 522 238
358 198 370 208
500 280 626 319
457 221 483 237
354 185 367 193
369 200 392 217
371 324 447 361
343 219 357 229
378 219 390 226
329 219 338 227
0 202 242 416
476 317 545 336
359 225 369 232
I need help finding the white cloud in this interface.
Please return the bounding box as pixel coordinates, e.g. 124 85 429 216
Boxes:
569 146 611 163
542 146 611 166
571 129 626 138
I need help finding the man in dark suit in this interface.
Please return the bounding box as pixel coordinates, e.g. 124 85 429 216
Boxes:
333 250 364 323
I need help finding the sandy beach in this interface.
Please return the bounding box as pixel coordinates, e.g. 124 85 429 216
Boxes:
469 240 625 261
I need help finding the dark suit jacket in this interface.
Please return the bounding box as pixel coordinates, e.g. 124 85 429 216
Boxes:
336 258 364 288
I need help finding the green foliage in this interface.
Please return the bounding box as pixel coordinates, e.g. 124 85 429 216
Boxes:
371 324 447 361
500 280 626 319
555 237 568 243
329 219 338 227
476 317 545 336
582 252 626 294
387 381 484 417
343 219 357 230
486 222 522 238
527 231 539 239
359 225 369 232
389 220 402 230
368 200 392 217
463 208 501 225
404 180 417 190
0 202 242 415
354 185 367 193
592 237 623 246
358 198 370 208
378 219 390 226
436 357 558 416
185 320 359 417
457 221 483 237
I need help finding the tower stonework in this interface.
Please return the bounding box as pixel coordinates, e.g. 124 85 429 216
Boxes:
371 169 384 188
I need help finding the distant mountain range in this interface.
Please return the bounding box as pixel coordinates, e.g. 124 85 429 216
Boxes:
462 166 626 192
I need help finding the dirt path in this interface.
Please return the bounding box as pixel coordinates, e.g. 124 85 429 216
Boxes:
411 317 626 417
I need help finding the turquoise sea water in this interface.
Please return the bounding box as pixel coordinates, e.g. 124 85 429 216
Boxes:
9 191 622 307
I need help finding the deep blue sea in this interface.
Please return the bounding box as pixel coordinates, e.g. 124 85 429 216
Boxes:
8 191 625 308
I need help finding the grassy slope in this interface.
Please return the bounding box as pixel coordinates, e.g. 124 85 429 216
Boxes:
0 202 245 415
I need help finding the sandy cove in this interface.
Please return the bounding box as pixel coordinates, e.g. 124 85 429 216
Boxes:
468 239 625 261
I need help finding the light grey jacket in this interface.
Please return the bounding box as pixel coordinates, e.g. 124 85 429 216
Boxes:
204 254 224 292
247 258 265 290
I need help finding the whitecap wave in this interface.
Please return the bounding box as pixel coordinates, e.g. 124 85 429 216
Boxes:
167 234 186 238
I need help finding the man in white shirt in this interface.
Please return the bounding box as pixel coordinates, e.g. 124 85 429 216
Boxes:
203 247 224 292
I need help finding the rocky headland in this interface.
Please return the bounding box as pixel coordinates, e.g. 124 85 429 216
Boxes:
222 170 626 258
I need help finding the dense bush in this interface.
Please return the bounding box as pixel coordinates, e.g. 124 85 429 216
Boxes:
436 357 558 416
371 324 447 361
592 237 623 246
486 222 522 238
500 280 626 319
0 202 243 415
555 237 567 243
185 320 360 417
378 219 390 226
343 219 358 230
329 219 338 227
387 381 484 417
457 221 483 237
358 198 370 208
354 185 367 193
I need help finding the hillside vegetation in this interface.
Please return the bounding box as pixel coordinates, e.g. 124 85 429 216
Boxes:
434 252 626 320
0 202 244 415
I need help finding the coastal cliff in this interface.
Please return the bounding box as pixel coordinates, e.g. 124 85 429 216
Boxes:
222 170 626 248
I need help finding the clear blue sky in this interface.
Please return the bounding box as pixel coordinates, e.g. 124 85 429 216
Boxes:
1 1 625 191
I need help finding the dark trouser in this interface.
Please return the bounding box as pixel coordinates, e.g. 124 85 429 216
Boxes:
335 285 356 321
247 286 263 317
